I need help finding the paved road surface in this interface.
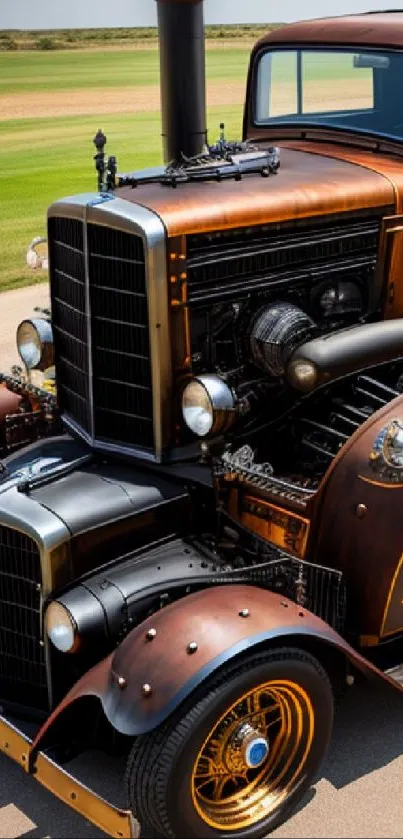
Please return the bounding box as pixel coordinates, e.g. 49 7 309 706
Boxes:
1 284 403 839
1 678 403 838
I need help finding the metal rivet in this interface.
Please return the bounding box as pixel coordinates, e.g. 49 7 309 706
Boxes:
146 628 157 641
356 503 367 518
142 683 152 697
187 641 198 654
346 674 355 686
117 676 127 689
239 608 250 618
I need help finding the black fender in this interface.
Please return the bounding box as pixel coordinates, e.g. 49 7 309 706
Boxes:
32 584 401 753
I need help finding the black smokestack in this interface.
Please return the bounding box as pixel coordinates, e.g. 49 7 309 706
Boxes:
156 0 207 164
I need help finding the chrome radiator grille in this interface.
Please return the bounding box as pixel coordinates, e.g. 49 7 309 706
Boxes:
49 216 154 451
0 527 47 710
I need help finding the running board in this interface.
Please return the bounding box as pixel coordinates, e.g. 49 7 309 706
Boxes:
0 714 137 838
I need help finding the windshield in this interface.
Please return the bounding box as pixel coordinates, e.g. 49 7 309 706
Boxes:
255 48 403 142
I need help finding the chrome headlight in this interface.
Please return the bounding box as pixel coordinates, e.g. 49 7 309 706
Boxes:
45 602 78 653
16 318 54 371
182 374 236 437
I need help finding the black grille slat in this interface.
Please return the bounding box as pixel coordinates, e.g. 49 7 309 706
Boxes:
0 527 47 710
186 209 389 304
49 217 91 430
49 216 154 450
88 224 153 448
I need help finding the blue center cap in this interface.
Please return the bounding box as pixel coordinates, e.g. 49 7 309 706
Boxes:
245 737 269 768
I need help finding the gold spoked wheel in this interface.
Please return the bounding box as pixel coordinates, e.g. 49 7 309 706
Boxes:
191 679 314 831
127 649 333 838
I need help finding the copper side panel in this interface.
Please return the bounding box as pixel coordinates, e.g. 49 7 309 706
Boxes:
314 394 403 641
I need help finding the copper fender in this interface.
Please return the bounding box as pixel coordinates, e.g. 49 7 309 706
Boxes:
0 385 21 421
32 585 398 753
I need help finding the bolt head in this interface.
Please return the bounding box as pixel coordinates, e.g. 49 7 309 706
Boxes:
239 608 250 618
146 628 157 641
142 683 152 697
346 674 355 687
356 503 367 518
187 641 198 654
117 676 127 689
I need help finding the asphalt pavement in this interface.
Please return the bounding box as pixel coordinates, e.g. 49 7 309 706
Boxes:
1 283 403 839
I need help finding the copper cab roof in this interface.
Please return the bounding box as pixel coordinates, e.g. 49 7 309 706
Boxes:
256 11 403 50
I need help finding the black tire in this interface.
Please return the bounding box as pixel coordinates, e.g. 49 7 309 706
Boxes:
126 647 333 839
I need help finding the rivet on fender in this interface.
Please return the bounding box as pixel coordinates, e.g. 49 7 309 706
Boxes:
356 503 367 518
146 628 157 641
117 676 127 689
187 641 198 654
142 683 152 697
239 608 250 618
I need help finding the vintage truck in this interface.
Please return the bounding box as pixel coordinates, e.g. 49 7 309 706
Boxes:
4 3 403 837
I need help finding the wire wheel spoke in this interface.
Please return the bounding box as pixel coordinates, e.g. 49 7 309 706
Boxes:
191 679 315 830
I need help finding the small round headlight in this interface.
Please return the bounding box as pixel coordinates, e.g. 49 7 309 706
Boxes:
182 374 236 438
45 602 77 653
16 318 54 371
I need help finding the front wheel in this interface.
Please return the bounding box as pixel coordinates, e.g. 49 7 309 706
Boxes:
127 647 334 838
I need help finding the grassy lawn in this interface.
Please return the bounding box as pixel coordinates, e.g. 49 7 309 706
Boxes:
0 45 249 291
0 39 368 291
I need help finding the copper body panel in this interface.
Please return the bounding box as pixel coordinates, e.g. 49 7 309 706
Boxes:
32 585 395 750
0 386 22 421
314 394 403 642
255 13 403 52
119 148 394 237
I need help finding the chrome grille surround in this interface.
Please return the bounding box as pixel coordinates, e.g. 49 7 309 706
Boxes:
0 483 71 711
48 196 171 463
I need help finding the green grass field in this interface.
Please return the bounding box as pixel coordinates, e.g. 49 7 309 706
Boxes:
0 40 368 292
0 45 250 291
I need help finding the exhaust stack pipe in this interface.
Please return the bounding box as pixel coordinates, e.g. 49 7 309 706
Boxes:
156 0 207 164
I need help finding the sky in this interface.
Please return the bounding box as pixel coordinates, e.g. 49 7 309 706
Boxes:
1 1 403 30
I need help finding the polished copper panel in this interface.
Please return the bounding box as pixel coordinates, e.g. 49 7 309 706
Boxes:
314 394 403 641
120 148 394 236
279 142 403 212
378 218 403 319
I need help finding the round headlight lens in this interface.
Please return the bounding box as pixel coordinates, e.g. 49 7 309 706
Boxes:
17 321 41 369
182 375 236 438
182 380 214 437
16 318 54 371
45 602 77 653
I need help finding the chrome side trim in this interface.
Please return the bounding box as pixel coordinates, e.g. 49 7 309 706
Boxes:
83 203 95 441
48 194 171 462
89 198 170 462
0 484 71 707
